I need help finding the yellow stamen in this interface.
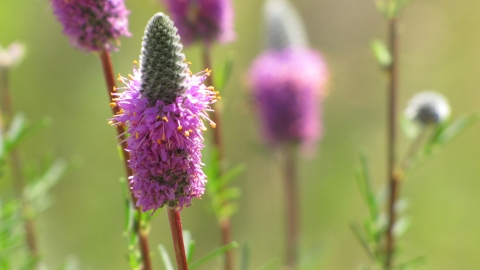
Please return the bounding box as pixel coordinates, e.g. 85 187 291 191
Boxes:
157 139 161 144
133 112 137 116
162 133 166 141
184 131 190 137
177 126 183 131
210 122 216 128
162 116 168 122
110 102 116 108
113 86 117 92
135 132 139 139
133 60 138 65
128 74 134 80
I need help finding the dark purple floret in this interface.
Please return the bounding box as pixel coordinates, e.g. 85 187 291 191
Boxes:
249 48 328 148
51 0 131 52
162 0 235 46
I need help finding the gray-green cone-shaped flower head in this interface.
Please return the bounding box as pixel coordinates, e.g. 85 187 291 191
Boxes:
264 0 308 50
140 13 189 103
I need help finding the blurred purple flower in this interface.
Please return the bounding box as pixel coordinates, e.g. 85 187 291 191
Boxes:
249 48 328 148
51 0 131 52
162 0 235 46
113 66 217 211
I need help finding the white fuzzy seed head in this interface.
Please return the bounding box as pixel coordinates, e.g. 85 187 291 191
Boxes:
404 91 450 125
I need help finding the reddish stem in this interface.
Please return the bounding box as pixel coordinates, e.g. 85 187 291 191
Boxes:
167 208 189 270
98 49 152 270
384 18 399 269
284 144 299 270
202 45 234 270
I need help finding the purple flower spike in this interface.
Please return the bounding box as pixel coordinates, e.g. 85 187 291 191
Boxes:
249 49 327 148
51 0 131 52
112 13 218 212
114 66 216 211
249 0 328 150
162 0 235 46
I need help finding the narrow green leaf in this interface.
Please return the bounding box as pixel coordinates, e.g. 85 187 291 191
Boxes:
400 115 420 140
218 163 246 186
240 242 250 270
214 53 235 90
435 113 479 146
120 178 134 232
356 152 379 220
371 39 391 68
158 245 175 270
391 256 425 270
25 159 67 201
350 223 375 260
183 230 196 264
0 129 4 159
4 115 50 153
190 241 238 269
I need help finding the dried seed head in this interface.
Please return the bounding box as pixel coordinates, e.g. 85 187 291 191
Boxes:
405 91 450 125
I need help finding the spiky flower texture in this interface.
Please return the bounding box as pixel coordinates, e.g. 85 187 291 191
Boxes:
163 0 235 46
112 13 217 211
51 0 130 52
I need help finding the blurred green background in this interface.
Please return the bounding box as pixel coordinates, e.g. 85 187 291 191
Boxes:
1 0 480 269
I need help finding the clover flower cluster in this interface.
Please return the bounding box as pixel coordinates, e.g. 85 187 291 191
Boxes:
250 49 327 147
111 13 218 211
162 0 235 46
51 0 131 52
113 67 217 211
250 0 328 148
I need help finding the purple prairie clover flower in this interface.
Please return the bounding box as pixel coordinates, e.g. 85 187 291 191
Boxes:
111 13 218 211
162 0 235 46
113 65 217 211
249 48 328 148
51 0 131 52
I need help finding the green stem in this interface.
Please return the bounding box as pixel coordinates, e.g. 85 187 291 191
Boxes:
283 144 299 269
202 44 234 270
0 67 39 259
98 49 152 270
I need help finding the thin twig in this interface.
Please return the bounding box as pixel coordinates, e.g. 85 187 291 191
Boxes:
202 44 234 270
0 67 39 258
167 207 189 270
283 144 299 270
385 18 399 269
98 49 152 270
